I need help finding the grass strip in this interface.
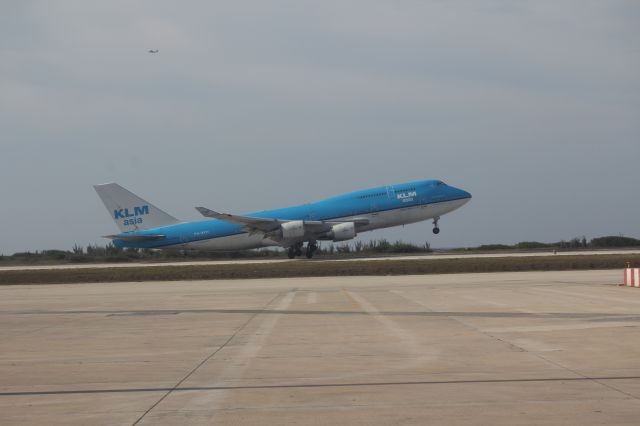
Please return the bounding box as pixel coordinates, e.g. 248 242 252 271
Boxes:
0 254 637 285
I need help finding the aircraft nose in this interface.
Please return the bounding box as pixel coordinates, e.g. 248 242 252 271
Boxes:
451 186 472 200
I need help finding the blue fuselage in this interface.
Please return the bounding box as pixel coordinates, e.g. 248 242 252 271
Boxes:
112 179 471 250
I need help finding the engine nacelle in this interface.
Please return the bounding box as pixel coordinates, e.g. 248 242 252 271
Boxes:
330 222 357 242
281 220 305 240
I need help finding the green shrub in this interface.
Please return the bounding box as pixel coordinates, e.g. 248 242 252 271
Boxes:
515 241 552 249
44 250 68 260
590 236 640 247
105 255 132 263
477 244 512 250
67 255 93 263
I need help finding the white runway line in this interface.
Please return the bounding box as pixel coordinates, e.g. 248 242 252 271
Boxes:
306 292 317 304
527 286 640 306
346 290 436 366
173 291 296 421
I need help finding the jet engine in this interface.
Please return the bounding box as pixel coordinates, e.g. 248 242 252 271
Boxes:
330 222 356 241
281 220 305 240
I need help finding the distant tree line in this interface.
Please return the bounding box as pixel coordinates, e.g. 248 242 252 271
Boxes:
456 235 640 252
325 239 432 255
0 239 432 265
1 235 638 265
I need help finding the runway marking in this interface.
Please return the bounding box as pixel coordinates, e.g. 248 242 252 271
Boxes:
307 292 317 304
173 290 297 423
4 308 638 321
3 375 640 397
394 291 640 401
527 286 640 306
483 322 640 333
341 288 361 310
508 338 560 353
345 290 435 365
130 292 286 426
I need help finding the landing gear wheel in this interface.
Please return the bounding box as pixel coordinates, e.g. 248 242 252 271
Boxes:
287 247 296 259
288 242 305 258
432 216 441 235
305 242 318 259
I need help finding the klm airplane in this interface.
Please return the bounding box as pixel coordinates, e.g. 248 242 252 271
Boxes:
94 180 471 258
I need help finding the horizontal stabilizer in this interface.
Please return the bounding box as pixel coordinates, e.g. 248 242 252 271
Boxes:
103 234 166 241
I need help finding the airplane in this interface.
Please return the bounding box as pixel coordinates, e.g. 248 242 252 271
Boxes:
94 180 471 259
148 49 159 53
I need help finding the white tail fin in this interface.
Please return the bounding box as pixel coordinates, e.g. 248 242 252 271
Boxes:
94 183 179 232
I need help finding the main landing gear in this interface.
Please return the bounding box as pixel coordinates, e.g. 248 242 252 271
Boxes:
287 242 303 259
287 242 318 259
305 242 318 259
432 216 441 234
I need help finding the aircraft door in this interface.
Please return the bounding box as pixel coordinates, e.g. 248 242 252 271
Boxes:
370 190 383 214
179 231 189 246
370 199 378 214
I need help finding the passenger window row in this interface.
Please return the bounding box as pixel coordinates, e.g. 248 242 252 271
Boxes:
357 187 419 200
358 192 386 199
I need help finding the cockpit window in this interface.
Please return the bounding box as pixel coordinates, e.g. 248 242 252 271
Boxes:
437 181 446 186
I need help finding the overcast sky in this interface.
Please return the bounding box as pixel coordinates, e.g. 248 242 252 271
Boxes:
1 1 638 253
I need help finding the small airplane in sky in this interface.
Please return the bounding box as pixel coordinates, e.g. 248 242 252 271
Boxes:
148 49 159 53
94 180 471 258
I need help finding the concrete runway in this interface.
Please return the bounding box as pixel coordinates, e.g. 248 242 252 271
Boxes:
1 270 640 425
2 249 639 271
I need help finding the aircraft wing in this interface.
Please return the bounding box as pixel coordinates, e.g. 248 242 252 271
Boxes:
195 207 369 235
195 207 282 232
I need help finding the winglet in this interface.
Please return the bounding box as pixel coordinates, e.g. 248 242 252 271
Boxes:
195 207 223 219
195 207 240 222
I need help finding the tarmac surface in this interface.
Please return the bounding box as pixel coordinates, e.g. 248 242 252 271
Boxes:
2 249 639 271
1 270 639 425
